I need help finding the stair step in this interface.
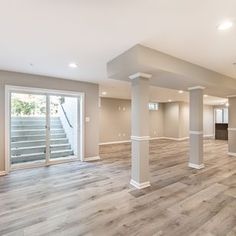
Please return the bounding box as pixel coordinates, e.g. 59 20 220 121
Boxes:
11 134 66 142
11 129 65 136
11 138 69 148
11 149 74 164
12 117 60 121
11 120 61 126
11 124 62 130
11 144 72 156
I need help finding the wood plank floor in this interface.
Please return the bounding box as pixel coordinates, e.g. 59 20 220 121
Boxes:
1 139 236 236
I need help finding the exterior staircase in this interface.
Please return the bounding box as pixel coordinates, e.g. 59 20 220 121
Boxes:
11 117 74 164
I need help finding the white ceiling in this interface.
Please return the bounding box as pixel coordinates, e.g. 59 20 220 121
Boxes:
0 0 235 104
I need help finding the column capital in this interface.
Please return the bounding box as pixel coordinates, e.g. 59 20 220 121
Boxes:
129 72 152 80
188 86 205 91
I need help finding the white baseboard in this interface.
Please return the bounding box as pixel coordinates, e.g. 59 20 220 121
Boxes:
99 140 131 145
228 152 236 157
188 163 205 169
99 135 215 146
204 134 214 138
149 136 189 141
0 171 7 176
84 156 101 161
130 179 151 189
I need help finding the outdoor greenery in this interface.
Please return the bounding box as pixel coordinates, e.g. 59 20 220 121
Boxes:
11 93 64 116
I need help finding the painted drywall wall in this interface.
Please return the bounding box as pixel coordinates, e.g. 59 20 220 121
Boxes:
59 97 78 155
179 102 189 138
164 102 214 138
163 102 179 138
99 98 164 143
0 70 99 171
99 98 214 143
149 103 164 137
204 105 214 136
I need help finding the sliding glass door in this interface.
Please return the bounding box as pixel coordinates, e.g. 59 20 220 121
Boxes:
9 88 82 169
10 92 47 166
49 95 78 162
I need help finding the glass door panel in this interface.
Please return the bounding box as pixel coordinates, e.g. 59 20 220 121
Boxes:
49 95 78 161
10 92 47 166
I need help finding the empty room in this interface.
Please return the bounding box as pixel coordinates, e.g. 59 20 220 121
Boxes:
1 1 236 235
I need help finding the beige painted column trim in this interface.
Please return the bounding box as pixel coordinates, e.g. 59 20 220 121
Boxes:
131 136 150 141
228 128 236 131
130 179 151 189
189 130 203 135
129 72 152 80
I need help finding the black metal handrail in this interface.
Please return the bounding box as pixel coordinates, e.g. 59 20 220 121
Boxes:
60 103 73 128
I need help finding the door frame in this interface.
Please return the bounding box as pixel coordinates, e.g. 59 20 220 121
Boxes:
5 85 85 173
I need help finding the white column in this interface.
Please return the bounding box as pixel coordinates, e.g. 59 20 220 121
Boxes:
228 96 236 156
188 86 205 169
129 72 151 189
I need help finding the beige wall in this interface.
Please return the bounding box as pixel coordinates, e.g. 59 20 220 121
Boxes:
99 98 214 143
179 102 189 138
203 105 214 136
0 70 99 171
163 102 214 138
99 98 164 143
99 98 131 143
163 102 179 138
149 103 164 137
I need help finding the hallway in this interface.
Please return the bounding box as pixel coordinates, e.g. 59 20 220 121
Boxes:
0 139 235 236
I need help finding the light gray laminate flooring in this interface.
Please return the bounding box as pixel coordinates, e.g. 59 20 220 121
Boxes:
0 139 236 236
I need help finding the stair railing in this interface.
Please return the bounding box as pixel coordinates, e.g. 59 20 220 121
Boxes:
59 103 73 128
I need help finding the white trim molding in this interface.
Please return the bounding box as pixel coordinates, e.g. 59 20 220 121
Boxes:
228 128 236 131
188 86 205 90
189 130 203 135
84 156 101 162
204 134 214 138
228 152 236 157
188 163 205 169
130 179 151 189
99 140 131 145
131 136 150 141
0 171 7 176
151 136 189 141
129 72 152 80
99 135 214 146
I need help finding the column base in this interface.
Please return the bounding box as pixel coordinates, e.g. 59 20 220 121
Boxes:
188 163 205 169
228 152 236 157
130 179 150 189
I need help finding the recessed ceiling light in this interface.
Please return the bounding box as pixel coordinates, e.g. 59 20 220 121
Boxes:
218 21 233 30
178 90 184 94
102 91 107 96
168 99 172 102
204 94 208 97
69 63 78 68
